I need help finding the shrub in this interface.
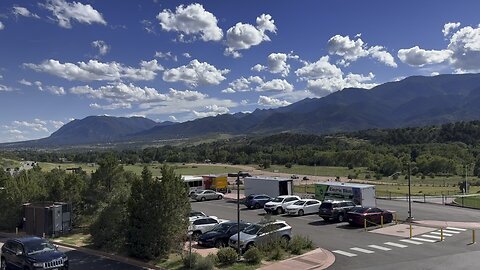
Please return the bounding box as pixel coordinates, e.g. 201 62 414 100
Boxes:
183 252 201 269
288 235 314 255
285 163 293 169
217 247 237 265
268 245 285 261
195 255 216 270
243 247 262 265
257 237 288 261
365 174 371 179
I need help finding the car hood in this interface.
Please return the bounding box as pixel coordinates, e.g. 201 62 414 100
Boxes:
264 202 282 207
28 251 65 263
199 230 225 241
229 231 256 242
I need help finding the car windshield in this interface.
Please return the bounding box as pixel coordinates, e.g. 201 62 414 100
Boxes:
350 207 368 213
212 223 232 233
243 224 262 235
272 197 284 202
194 189 205 194
190 211 205 217
24 239 56 255
293 200 306 206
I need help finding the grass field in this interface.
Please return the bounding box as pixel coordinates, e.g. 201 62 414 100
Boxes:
454 195 480 208
265 165 370 178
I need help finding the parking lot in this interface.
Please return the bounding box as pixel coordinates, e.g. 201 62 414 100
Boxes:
191 196 480 269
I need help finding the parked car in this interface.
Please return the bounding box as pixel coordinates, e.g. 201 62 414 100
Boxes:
264 195 301 214
188 216 223 239
1 236 69 270
244 194 272 209
319 200 357 222
346 207 393 227
285 199 321 216
198 221 250 248
191 190 224 201
189 211 207 221
228 220 292 251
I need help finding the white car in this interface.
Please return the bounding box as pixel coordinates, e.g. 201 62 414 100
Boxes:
264 195 301 214
285 199 321 216
188 216 224 239
191 190 224 201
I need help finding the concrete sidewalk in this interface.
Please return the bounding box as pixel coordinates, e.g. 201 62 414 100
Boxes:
413 220 480 229
258 248 335 270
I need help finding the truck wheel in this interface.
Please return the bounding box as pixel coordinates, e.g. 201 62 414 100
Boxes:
338 214 345 222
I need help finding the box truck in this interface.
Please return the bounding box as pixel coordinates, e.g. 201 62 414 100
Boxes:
244 177 293 198
314 182 376 207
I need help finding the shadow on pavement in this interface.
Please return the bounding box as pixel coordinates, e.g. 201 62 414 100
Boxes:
65 250 142 270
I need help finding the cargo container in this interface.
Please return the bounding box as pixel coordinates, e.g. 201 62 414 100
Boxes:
23 202 72 237
202 175 228 192
244 177 293 198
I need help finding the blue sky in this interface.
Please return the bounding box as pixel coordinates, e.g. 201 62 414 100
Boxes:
1 0 480 142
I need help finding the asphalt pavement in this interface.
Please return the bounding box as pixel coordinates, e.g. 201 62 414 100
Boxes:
191 197 480 269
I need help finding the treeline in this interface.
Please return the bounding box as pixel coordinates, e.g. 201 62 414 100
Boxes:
0 156 190 260
6 121 480 178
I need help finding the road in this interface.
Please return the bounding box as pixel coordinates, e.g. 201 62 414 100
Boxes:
0 237 143 270
191 198 480 269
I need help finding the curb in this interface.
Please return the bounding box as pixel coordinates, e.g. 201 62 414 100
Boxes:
258 248 335 270
0 232 163 270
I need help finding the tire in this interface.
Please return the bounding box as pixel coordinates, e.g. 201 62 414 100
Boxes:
214 240 224 248
281 235 290 243
1 257 7 270
217 195 223 200
322 217 330 222
192 231 201 240
298 210 304 216
245 242 255 251
200 197 206 201
275 207 282 215
338 214 345 222
254 203 261 209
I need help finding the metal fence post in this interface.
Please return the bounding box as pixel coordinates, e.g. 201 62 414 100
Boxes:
364 218 367 231
440 228 444 241
409 223 413 239
473 230 476 244
381 216 384 228
423 193 426 203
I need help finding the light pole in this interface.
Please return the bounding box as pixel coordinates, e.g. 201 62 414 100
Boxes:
407 162 413 221
236 171 241 259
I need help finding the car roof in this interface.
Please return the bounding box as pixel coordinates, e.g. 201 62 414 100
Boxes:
9 236 44 243
304 199 320 202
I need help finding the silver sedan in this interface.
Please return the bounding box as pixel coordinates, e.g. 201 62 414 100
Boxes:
192 190 224 201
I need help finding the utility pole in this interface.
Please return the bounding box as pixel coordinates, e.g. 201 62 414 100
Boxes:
236 171 241 260
407 162 413 221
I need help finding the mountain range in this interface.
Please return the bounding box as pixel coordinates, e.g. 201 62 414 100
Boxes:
4 73 480 148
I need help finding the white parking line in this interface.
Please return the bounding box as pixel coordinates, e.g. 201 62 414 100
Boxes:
384 242 408 248
368 245 392 251
430 231 453 237
410 237 437 243
332 250 357 257
350 247 375 254
443 230 461 234
421 234 442 239
446 227 467 231
399 239 423 245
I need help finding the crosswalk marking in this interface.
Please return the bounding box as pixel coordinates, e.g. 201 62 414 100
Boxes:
443 229 461 234
430 231 453 237
410 237 437 243
422 234 442 239
333 250 357 257
384 242 408 248
350 247 375 254
446 227 467 232
368 245 392 251
399 239 423 245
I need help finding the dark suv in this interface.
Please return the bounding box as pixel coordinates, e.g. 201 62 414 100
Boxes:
244 194 272 209
319 200 357 222
1 236 69 270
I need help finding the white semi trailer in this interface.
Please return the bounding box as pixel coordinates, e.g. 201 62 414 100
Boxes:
314 182 376 207
244 177 293 198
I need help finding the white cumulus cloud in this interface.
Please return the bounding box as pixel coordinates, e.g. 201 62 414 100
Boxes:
295 56 343 80
154 51 177 61
162 59 229 87
327 35 397 67
306 72 377 96
70 83 169 104
443 22 461 37
0 21 4 30
92 40 110 56
43 0 107 28
193 104 229 118
257 96 291 107
257 79 294 92
156 3 223 42
25 59 163 81
12 6 40 19
397 46 453 67
225 14 276 58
